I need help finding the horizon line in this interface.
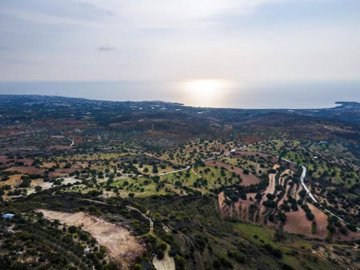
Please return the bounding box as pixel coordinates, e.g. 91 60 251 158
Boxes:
0 93 355 111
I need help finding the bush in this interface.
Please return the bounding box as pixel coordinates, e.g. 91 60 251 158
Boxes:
264 244 282 259
133 264 142 270
68 226 77 234
218 257 233 269
19 178 31 188
228 250 245 263
282 263 295 270
214 257 233 269
156 249 165 260
339 226 348 235
327 224 336 234
175 256 185 270
263 200 277 208
346 224 358 232
88 205 100 215
305 212 315 221
278 212 287 223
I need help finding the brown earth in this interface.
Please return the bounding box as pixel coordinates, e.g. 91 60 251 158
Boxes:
5 166 44 175
38 210 145 270
0 156 33 166
218 191 257 222
49 168 77 178
284 205 328 239
0 155 8 163
0 174 22 188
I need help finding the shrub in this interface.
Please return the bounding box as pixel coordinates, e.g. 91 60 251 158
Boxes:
346 224 358 232
264 244 282 259
305 212 315 221
175 256 185 270
227 250 245 263
133 264 143 270
156 249 165 260
68 226 77 234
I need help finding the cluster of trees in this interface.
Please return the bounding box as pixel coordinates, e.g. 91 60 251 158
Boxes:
326 216 349 235
0 213 117 270
193 178 208 188
224 187 247 203
301 204 315 221
263 193 277 208
263 244 283 259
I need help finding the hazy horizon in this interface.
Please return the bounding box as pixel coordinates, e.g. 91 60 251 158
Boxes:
1 1 359 108
0 80 359 109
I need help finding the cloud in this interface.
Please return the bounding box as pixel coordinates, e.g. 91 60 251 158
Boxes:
0 0 359 85
0 0 112 27
98 46 116 52
0 0 284 29
83 0 286 29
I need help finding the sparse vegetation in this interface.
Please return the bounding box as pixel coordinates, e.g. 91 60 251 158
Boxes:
0 96 359 269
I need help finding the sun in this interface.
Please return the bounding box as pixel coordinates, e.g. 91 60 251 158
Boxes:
181 79 230 107
184 79 221 97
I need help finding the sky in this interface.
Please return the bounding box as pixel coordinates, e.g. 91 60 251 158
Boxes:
0 0 359 108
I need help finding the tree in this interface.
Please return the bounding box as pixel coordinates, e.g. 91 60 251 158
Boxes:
19 178 31 188
306 212 315 221
156 249 165 260
68 226 77 234
133 264 143 270
152 165 158 174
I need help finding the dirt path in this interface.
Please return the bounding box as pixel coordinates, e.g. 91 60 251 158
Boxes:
281 158 360 231
157 166 190 176
126 205 154 234
278 169 290 187
68 137 75 147
257 164 279 222
264 164 279 196
278 182 291 206
38 210 144 269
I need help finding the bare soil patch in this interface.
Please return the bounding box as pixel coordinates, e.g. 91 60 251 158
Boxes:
49 168 76 178
0 155 8 163
27 179 53 195
5 166 44 175
152 247 175 270
0 174 22 188
284 204 328 239
38 210 145 269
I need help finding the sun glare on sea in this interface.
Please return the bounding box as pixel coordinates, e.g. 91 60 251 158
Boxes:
180 79 231 107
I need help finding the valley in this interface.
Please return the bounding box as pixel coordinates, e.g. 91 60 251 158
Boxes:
0 95 360 270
